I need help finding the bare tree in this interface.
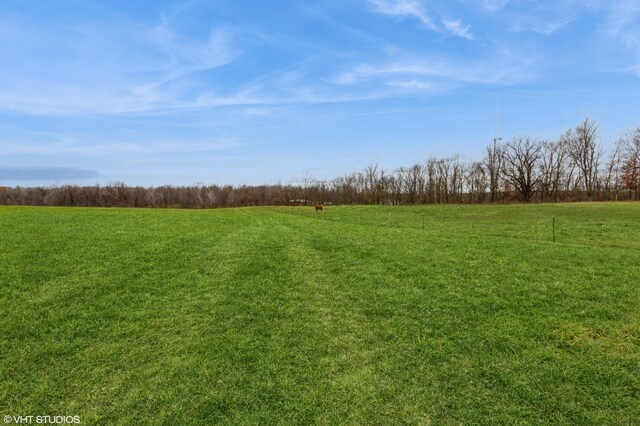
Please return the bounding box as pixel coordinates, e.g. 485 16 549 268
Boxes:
466 162 487 203
565 118 603 199
435 158 453 203
484 138 503 203
406 164 420 204
363 164 380 204
390 169 404 205
602 141 623 199
501 136 542 202
449 157 465 203
539 140 568 203
425 157 437 204
619 127 640 200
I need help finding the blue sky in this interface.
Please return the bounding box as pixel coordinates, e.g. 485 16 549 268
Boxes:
1 0 639 186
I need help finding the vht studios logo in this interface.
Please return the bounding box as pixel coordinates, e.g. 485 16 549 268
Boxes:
4 416 80 424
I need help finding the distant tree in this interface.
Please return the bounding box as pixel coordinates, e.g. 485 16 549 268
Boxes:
364 164 380 204
450 157 465 203
539 139 568 203
425 157 437 204
389 169 404 205
484 138 503 203
602 141 623 200
466 161 488 203
437 157 456 203
406 164 422 204
501 136 542 202
619 127 640 199
565 118 603 199
621 157 640 198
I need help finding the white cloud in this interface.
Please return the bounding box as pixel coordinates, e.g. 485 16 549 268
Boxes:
593 1 640 74
602 0 640 36
150 24 238 76
2 137 243 156
603 3 640 51
443 19 474 40
332 54 535 87
499 4 577 36
367 0 474 39
531 15 576 35
480 0 510 13
367 0 438 30
384 79 435 90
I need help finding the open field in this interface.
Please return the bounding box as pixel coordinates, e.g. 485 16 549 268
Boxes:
1 203 639 424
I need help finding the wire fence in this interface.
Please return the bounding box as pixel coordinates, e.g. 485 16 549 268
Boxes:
265 205 640 250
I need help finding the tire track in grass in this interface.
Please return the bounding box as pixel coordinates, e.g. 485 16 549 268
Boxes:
192 206 360 423
178 208 415 423
257 211 439 423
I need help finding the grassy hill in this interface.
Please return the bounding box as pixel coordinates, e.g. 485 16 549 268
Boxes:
1 204 639 424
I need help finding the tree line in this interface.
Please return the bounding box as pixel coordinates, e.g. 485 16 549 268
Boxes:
1 118 639 208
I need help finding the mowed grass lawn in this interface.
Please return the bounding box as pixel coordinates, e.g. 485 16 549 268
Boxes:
1 203 639 424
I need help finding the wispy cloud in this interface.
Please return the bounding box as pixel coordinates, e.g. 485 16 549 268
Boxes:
499 4 576 36
478 0 510 13
0 167 100 181
601 0 640 35
590 1 640 74
443 19 474 40
384 79 435 90
601 1 640 49
627 63 640 76
367 0 438 30
144 23 239 88
2 138 243 156
531 15 576 35
332 54 534 87
367 0 474 39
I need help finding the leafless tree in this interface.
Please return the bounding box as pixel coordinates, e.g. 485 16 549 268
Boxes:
484 137 503 203
449 157 465 203
602 141 623 199
501 136 542 202
425 157 437 204
539 140 568 203
619 127 640 199
363 164 380 204
466 161 487 203
565 118 603 199
436 158 452 203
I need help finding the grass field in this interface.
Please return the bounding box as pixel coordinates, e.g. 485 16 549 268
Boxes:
1 203 639 424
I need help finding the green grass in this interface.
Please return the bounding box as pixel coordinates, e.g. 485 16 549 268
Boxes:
1 203 639 425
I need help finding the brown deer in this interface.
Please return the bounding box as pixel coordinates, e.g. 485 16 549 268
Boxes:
314 203 324 213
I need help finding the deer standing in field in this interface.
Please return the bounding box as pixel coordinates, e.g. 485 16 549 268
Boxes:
314 203 324 213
